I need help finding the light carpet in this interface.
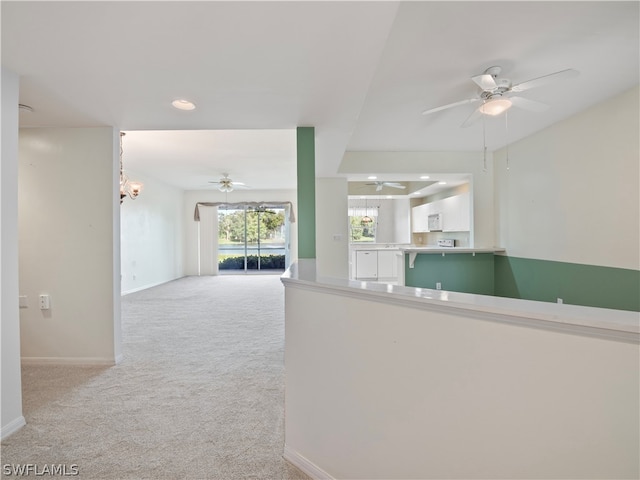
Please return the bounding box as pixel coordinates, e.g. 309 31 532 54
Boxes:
1 275 310 480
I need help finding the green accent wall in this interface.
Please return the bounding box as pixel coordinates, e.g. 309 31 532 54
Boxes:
296 127 316 259
495 255 640 312
404 253 639 312
405 253 496 295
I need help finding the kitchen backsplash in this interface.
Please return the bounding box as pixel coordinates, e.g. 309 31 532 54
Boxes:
412 231 470 247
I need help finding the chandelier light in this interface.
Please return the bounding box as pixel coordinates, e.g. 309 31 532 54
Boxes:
119 132 143 203
360 198 373 226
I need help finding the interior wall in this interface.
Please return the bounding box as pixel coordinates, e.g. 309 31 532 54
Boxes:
340 151 494 247
494 85 639 270
18 127 121 364
316 177 349 278
121 169 184 294
284 283 639 479
183 189 298 276
1 67 25 438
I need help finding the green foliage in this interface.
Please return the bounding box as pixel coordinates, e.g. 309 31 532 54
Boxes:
349 216 376 242
218 208 285 244
218 254 286 270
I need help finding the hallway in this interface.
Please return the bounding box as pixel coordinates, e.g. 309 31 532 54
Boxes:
1 275 309 480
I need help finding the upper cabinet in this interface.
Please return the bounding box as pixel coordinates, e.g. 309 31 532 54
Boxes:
442 192 471 232
411 203 430 232
411 192 471 233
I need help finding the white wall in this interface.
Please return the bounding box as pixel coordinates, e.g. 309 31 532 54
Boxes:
18 127 121 364
121 170 184 294
316 177 349 278
284 283 639 479
1 67 26 438
183 189 297 276
392 197 411 244
494 86 639 270
340 151 495 247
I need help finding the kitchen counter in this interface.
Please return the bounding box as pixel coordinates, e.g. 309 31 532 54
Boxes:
401 246 505 268
282 260 639 343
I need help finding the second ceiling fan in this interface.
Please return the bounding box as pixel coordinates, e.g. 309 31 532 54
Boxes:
422 66 579 127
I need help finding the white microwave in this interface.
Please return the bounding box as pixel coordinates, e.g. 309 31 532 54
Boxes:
428 213 442 231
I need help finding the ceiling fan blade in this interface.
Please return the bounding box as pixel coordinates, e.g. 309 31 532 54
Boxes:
472 73 498 90
422 98 479 115
511 68 579 92
510 96 550 112
461 107 483 128
384 183 406 189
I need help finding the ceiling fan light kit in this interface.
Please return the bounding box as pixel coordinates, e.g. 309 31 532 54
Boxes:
479 97 513 116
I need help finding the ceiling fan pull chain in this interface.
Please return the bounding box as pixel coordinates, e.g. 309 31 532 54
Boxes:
482 115 487 172
505 110 510 171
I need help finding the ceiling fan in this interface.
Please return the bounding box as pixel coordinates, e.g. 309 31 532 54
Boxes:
366 181 407 192
422 66 579 127
208 173 249 192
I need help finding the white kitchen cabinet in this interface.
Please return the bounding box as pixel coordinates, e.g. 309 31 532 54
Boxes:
355 250 378 279
377 250 398 279
411 203 430 232
442 192 471 232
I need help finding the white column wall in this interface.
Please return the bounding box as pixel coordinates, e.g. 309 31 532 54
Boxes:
1 67 25 438
18 127 121 364
121 169 184 294
315 177 349 278
494 86 639 270
183 189 297 276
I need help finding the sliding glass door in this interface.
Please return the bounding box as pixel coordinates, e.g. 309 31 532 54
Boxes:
217 205 287 273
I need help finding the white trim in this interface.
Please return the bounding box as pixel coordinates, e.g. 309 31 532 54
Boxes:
283 445 335 480
121 276 184 296
1 416 26 440
21 357 117 366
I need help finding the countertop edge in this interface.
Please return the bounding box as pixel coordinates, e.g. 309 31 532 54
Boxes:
281 260 640 344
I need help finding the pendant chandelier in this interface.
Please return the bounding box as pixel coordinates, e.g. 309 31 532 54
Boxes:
361 198 373 226
119 132 143 204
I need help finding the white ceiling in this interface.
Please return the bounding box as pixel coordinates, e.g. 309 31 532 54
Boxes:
4 1 638 192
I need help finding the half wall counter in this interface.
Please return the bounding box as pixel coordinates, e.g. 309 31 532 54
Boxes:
280 259 639 480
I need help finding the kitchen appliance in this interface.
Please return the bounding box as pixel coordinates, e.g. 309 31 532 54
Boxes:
437 239 455 247
428 213 442 231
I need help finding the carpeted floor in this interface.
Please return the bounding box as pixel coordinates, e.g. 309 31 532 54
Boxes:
1 275 310 480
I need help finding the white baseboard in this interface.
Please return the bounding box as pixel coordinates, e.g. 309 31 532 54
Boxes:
283 444 335 480
121 276 184 296
1 416 26 440
21 357 117 366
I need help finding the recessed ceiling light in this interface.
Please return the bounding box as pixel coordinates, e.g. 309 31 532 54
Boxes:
420 175 430 179
411 191 421 195
386 195 392 199
172 99 196 111
438 181 447 185
367 176 377 180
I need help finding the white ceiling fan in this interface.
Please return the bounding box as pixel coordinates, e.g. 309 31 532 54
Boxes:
422 66 579 127
366 181 407 192
208 173 249 192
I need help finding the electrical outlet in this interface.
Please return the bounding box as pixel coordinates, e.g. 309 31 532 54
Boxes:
39 294 51 310
557 298 563 304
436 282 442 290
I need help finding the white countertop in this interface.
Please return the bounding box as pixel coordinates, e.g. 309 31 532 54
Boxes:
401 246 506 254
282 259 639 344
